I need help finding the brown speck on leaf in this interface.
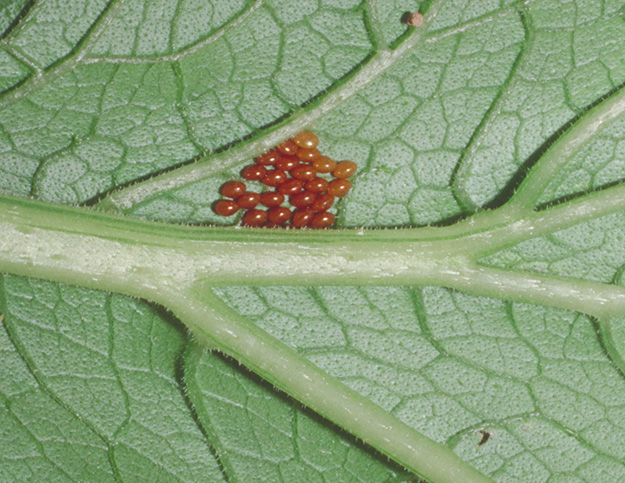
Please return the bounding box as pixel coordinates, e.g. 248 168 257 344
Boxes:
406 12 423 27
478 430 491 446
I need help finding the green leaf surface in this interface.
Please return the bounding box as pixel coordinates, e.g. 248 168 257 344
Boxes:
211 285 625 481
184 345 409 481
2 0 625 481
0 275 226 482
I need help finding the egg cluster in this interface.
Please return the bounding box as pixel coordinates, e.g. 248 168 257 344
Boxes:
214 131 356 228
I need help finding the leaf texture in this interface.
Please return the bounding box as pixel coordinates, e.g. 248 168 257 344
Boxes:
2 0 625 481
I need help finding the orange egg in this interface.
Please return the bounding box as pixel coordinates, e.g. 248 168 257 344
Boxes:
333 161 357 179
328 179 351 197
293 131 319 149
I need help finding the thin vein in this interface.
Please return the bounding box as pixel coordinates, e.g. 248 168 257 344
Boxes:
506 81 625 211
0 308 115 449
469 182 625 256
0 0 41 42
2 43 40 73
362 0 385 50
425 1 523 43
451 9 529 209
84 0 263 65
0 0 126 112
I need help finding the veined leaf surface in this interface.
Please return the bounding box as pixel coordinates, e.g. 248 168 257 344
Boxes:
2 0 625 481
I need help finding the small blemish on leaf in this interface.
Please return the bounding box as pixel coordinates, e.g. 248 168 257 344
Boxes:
478 430 491 446
405 12 423 27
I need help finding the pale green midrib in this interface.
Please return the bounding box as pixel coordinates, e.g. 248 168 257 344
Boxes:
5 190 625 481
9 170 621 261
0 193 519 245
97 0 448 212
4 190 625 317
0 0 126 112
166 288 494 483
0 193 476 296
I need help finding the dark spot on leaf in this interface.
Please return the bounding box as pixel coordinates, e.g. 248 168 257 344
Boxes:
478 430 491 446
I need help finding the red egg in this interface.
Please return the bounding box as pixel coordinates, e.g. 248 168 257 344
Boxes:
262 170 287 187
292 208 314 227
310 211 334 229
237 192 261 210
312 193 334 212
268 207 292 225
242 164 266 181
290 191 316 208
278 179 304 196
256 150 280 166
220 181 246 199
242 209 268 227
214 199 239 216
260 191 284 208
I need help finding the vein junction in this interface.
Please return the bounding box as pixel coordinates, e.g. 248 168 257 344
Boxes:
3 90 625 481
2 0 625 481
1 172 625 482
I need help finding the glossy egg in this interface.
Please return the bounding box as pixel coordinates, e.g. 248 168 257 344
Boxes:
214 199 239 216
292 208 314 227
262 170 287 187
310 211 334 229
293 131 319 149
312 156 336 173
220 180 246 199
333 160 357 179
268 207 292 225
260 191 285 208
242 164 266 181
242 209 268 226
237 192 261 210
328 179 351 197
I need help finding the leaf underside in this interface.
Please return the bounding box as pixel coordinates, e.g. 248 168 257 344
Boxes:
2 0 625 482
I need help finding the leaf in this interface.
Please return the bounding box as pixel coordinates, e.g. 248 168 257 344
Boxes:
184 345 410 481
2 0 625 482
0 275 226 482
